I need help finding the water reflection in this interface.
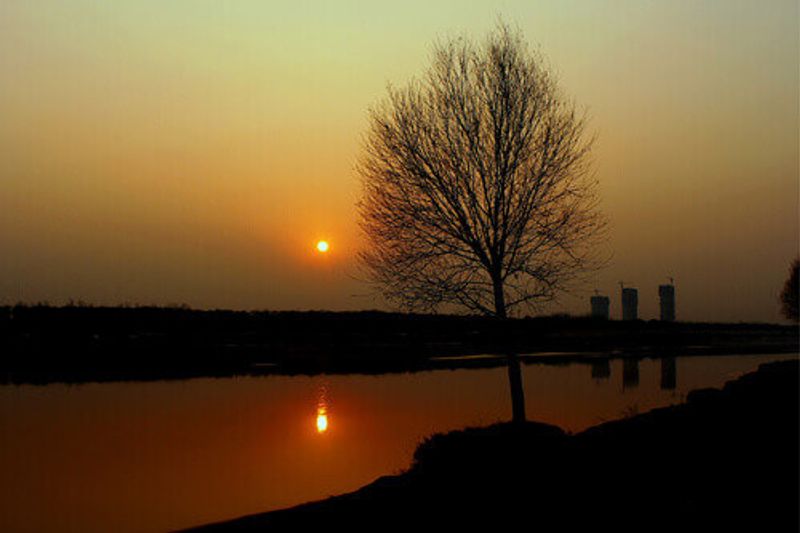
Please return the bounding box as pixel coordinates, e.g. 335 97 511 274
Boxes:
0 354 795 533
660 357 677 390
622 358 640 390
316 385 329 434
590 358 611 380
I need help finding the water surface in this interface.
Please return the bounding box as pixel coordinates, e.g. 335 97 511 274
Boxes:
0 354 795 532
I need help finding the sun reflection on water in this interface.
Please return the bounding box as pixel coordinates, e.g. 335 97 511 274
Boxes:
315 385 329 434
316 409 328 433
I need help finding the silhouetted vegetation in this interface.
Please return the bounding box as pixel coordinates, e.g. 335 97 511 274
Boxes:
0 304 796 384
358 23 606 318
185 359 799 532
780 258 799 322
357 23 608 424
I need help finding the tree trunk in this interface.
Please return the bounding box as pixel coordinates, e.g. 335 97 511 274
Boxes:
493 274 526 424
492 274 507 319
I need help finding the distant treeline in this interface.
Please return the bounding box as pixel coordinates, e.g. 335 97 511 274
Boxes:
0 304 797 384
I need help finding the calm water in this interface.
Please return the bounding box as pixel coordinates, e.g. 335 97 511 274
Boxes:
0 353 796 532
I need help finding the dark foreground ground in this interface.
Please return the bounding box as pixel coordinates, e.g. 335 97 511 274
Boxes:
186 359 799 532
2 305 797 383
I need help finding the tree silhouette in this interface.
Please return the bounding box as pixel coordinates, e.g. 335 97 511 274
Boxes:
780 258 798 322
358 24 606 422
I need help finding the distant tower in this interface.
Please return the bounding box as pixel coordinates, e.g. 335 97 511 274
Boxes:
620 283 638 321
590 292 610 319
659 279 676 322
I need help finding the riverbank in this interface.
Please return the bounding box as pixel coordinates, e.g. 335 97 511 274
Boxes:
2 305 797 384
186 359 799 532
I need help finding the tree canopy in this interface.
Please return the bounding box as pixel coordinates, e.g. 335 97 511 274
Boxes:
780 258 799 322
358 24 606 318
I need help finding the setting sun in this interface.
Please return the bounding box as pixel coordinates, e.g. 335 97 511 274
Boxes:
316 241 329 253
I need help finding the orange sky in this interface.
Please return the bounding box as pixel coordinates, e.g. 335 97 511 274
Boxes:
0 0 797 321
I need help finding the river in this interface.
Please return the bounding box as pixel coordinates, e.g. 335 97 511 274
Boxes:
0 353 795 532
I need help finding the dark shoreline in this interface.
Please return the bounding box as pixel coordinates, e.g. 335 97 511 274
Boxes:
1 305 797 384
184 359 800 532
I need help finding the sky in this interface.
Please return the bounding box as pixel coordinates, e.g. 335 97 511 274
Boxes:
0 0 797 322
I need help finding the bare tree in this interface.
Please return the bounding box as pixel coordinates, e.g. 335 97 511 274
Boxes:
780 258 798 322
357 24 606 422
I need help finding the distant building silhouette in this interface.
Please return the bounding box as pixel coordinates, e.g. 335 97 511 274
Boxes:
659 284 676 322
621 288 638 321
590 295 610 319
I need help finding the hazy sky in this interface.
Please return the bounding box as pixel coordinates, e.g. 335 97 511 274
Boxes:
1 0 797 322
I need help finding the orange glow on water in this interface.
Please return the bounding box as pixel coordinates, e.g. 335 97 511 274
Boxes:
0 355 795 532
316 385 329 433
